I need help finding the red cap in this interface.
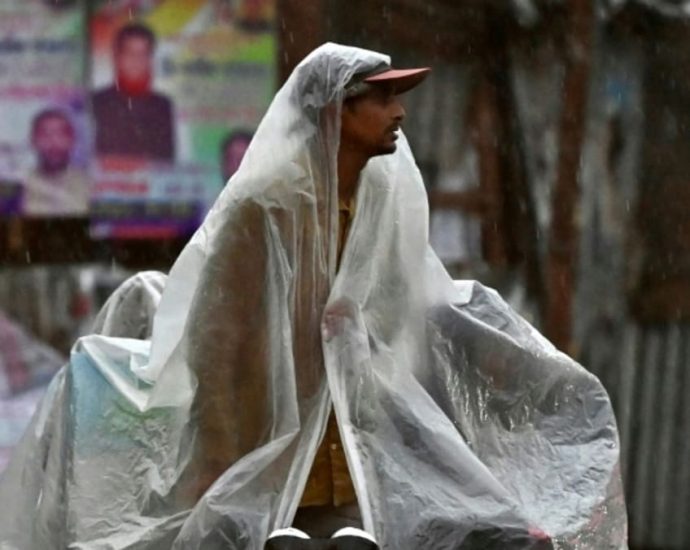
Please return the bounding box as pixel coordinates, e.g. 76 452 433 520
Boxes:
363 67 431 94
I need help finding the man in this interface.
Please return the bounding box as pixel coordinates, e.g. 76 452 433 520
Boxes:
260 63 429 545
0 44 626 550
23 109 89 217
169 44 623 548
91 23 175 161
182 51 427 529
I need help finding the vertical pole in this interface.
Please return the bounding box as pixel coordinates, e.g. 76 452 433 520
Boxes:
472 73 509 268
277 0 326 84
545 0 594 351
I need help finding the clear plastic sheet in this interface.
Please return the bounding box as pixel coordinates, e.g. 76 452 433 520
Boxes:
0 311 65 399
0 44 627 549
90 271 167 339
0 311 65 472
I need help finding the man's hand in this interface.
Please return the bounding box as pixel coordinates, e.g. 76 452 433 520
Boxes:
321 298 356 342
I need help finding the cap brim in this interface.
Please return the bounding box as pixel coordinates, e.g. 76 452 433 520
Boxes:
363 67 431 94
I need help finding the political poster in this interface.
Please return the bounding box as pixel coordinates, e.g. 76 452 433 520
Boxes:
89 0 276 239
0 0 89 219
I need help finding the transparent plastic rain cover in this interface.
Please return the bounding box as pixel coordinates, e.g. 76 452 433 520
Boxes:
0 44 627 549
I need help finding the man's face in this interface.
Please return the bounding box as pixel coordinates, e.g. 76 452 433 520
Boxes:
115 36 153 82
32 115 74 173
340 83 406 157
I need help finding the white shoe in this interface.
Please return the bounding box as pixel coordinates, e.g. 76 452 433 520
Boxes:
267 528 311 540
265 527 311 549
331 527 379 548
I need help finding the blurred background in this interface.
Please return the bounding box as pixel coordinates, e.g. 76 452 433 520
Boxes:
0 1 689 548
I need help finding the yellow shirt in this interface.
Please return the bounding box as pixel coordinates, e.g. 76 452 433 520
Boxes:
299 196 357 508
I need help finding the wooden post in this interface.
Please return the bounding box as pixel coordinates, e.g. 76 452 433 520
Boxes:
489 15 545 307
545 0 594 351
473 72 509 268
277 0 326 83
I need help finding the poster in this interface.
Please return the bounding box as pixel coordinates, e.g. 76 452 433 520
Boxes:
89 0 276 239
0 0 88 219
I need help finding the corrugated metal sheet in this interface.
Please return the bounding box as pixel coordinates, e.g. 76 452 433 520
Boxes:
610 323 690 549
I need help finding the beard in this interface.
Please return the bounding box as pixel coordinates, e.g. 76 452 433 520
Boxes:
38 153 71 175
372 139 397 157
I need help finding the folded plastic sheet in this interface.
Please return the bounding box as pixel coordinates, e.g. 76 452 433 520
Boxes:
90 271 167 339
0 44 627 549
